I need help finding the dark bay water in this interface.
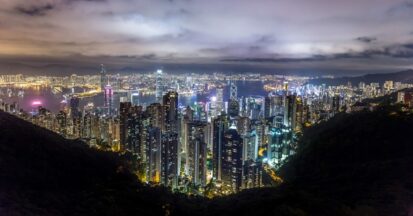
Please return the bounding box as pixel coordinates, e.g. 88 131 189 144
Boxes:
0 81 267 113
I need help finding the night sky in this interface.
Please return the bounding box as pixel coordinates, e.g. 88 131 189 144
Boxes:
0 0 412 76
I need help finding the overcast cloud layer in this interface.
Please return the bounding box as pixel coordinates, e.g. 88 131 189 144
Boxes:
0 0 413 76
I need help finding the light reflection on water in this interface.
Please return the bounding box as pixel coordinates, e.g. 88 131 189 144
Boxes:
0 81 267 113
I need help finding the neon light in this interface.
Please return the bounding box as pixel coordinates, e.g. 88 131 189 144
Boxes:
32 100 42 106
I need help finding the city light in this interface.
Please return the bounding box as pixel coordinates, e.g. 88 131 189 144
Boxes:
31 100 42 106
1 69 412 197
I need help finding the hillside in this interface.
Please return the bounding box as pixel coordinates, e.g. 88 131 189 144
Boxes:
309 69 413 86
0 111 202 216
280 108 413 216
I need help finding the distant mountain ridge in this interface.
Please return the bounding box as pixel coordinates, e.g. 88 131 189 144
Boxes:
309 69 413 86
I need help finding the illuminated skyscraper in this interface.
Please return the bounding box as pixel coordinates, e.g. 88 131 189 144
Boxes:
119 102 132 151
56 111 67 136
127 106 144 154
332 95 341 114
228 82 240 118
146 103 163 129
145 127 162 183
222 125 243 193
155 69 163 102
267 127 283 166
216 86 224 114
267 119 293 168
69 96 80 119
241 128 262 190
67 96 81 139
186 121 208 186
130 92 140 106
82 112 93 140
100 64 107 91
119 102 144 153
283 94 297 129
104 84 114 116
397 91 406 103
242 160 262 190
163 91 178 133
228 99 240 118
181 106 194 163
161 91 179 188
264 96 271 118
295 96 305 132
242 130 258 162
230 81 237 100
161 132 179 188
212 114 229 181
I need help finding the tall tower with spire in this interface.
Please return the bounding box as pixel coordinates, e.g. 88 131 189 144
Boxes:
155 69 163 102
104 83 113 116
100 64 107 91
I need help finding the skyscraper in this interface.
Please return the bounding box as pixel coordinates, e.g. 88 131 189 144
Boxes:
68 96 81 138
228 99 240 118
186 121 208 186
104 84 114 116
161 91 179 188
130 92 140 106
228 81 239 118
212 114 229 181
163 91 178 133
145 127 162 183
267 127 283 166
82 112 93 140
264 96 271 118
283 94 297 130
119 101 132 151
161 132 178 188
127 106 144 154
332 95 341 114
222 126 243 193
242 160 262 190
146 103 163 129
100 64 107 91
56 111 67 136
216 86 224 114
69 96 80 119
155 69 163 102
230 81 237 101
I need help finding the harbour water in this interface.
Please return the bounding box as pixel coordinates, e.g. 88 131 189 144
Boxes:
0 81 268 113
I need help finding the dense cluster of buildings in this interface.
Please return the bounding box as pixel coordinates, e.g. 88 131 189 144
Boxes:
1 70 412 196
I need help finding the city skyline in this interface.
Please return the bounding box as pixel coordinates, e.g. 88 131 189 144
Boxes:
1 68 411 196
0 0 412 75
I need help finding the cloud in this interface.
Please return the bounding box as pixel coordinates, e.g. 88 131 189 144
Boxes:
221 42 413 63
14 3 55 16
356 36 377 43
0 0 412 75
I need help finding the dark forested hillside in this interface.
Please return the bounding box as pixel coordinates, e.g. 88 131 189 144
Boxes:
280 108 413 216
0 111 202 216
